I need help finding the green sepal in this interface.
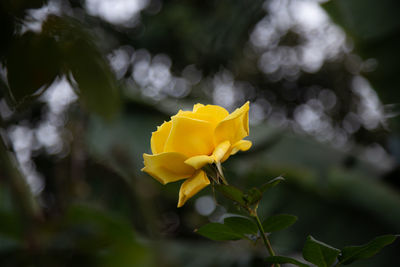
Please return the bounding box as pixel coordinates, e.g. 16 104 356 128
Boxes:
302 235 340 267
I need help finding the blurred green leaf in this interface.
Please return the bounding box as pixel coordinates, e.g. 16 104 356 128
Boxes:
302 236 340 267
43 15 121 119
65 204 136 243
6 31 59 104
323 0 400 40
224 216 258 236
64 204 155 267
338 234 398 265
135 0 265 72
262 214 297 233
265 256 310 267
196 223 244 241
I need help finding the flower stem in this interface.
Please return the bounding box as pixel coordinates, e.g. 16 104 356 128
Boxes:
0 139 42 222
252 212 280 267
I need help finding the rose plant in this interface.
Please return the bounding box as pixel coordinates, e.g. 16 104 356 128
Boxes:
142 102 251 207
142 102 398 267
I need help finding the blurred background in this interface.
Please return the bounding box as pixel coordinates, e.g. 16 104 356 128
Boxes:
1 0 400 266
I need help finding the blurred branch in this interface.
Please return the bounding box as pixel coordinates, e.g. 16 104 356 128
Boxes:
0 137 42 223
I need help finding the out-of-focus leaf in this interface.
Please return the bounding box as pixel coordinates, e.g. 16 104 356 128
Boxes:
43 15 120 119
338 235 398 265
323 0 400 106
262 214 297 233
64 204 155 267
224 216 258 235
65 204 136 242
196 223 244 241
6 31 59 104
323 0 400 40
302 236 340 267
265 256 310 267
87 103 168 179
135 0 265 72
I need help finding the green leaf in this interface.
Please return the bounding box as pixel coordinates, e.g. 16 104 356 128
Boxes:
338 234 398 265
262 214 297 233
6 31 60 104
265 256 310 267
195 223 244 241
260 176 285 193
214 184 246 207
302 236 340 267
243 187 262 205
224 216 258 235
43 15 120 119
242 177 285 206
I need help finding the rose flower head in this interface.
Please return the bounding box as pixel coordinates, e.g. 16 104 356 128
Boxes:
142 102 252 207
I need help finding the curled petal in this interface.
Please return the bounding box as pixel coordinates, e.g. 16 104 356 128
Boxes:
212 140 231 162
193 103 205 112
178 170 210 207
184 140 231 169
151 120 172 154
164 116 214 157
142 152 195 184
214 102 249 145
221 140 252 162
230 140 252 155
185 155 214 169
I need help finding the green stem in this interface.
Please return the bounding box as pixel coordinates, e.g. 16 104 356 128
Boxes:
253 212 280 267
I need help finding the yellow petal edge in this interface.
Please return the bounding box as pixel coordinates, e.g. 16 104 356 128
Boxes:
178 170 210 208
142 152 194 184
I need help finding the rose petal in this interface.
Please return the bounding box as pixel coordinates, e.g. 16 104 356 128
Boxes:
184 155 214 169
212 140 231 162
151 120 172 154
175 104 229 128
214 101 249 145
178 170 210 207
221 140 252 162
231 140 252 155
193 103 205 112
164 116 214 157
142 152 195 184
184 140 231 169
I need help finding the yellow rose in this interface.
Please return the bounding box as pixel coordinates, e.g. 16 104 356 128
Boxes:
142 102 252 207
